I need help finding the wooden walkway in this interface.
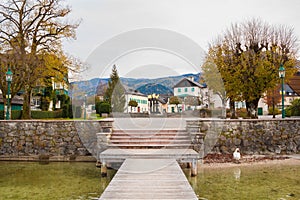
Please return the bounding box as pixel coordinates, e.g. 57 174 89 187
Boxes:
100 148 200 162
99 159 198 200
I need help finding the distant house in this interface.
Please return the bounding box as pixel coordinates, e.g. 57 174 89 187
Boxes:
125 90 148 113
156 96 169 113
0 92 23 111
50 77 69 110
52 77 69 95
286 71 300 95
32 77 69 111
283 83 300 107
173 77 206 111
258 71 300 115
158 96 169 113
278 72 300 109
173 77 204 98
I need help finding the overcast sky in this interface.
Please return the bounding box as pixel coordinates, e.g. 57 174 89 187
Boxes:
63 0 300 80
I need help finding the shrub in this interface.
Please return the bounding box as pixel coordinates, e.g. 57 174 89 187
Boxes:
73 106 82 118
31 110 63 119
99 102 111 114
0 110 22 119
199 108 211 118
12 110 22 119
236 108 248 118
0 110 4 120
95 101 102 115
268 107 280 115
55 94 72 118
285 109 291 117
286 99 300 116
96 101 111 115
68 105 73 119
62 104 69 118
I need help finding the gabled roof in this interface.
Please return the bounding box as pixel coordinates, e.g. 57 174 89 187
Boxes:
157 97 168 104
0 95 23 105
284 84 294 94
125 89 147 97
288 72 300 95
173 78 205 88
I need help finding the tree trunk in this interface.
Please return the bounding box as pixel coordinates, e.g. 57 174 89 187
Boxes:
1 94 6 119
246 98 260 119
272 96 275 118
221 98 227 118
22 87 32 119
230 99 236 119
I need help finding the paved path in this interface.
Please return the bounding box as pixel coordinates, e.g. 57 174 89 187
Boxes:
99 159 198 200
288 154 300 160
112 118 192 130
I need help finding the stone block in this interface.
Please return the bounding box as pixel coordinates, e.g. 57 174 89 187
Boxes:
294 136 300 145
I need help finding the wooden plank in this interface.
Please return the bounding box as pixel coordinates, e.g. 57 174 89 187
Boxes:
100 148 200 162
99 159 198 200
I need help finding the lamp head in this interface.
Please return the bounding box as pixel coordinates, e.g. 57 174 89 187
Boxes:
6 67 13 82
279 64 285 78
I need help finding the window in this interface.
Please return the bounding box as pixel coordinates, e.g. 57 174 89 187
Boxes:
178 88 181 92
184 88 188 92
191 87 195 92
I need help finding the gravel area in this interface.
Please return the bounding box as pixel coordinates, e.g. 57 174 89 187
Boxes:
201 153 300 169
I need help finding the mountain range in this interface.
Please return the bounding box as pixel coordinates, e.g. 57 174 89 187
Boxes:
70 73 200 99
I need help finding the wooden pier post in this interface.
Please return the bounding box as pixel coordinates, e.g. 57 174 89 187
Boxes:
101 162 107 177
187 162 191 168
191 159 197 177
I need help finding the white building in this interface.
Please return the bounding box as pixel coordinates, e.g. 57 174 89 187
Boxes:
173 77 204 97
125 90 148 113
173 77 206 111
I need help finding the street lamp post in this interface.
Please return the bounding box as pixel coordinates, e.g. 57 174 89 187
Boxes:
148 94 159 113
279 64 285 119
6 67 13 120
84 94 87 120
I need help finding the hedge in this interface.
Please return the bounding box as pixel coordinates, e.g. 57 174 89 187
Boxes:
31 110 63 119
0 110 22 120
96 101 111 115
0 110 64 119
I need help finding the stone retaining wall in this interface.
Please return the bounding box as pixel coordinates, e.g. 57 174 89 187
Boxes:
187 119 300 155
1 119 299 161
0 120 113 161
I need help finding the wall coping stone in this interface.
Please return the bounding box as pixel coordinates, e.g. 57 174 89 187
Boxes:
186 118 300 122
0 119 114 123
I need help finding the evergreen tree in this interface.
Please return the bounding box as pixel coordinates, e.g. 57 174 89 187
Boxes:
104 65 125 113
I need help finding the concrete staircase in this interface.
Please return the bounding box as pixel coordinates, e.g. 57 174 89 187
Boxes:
109 129 192 149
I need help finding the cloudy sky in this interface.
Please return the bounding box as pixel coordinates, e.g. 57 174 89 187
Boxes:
63 0 300 80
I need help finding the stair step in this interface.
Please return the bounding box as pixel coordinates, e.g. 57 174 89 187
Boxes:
109 129 192 149
112 132 188 135
108 144 191 147
113 129 187 132
110 141 191 145
111 136 190 139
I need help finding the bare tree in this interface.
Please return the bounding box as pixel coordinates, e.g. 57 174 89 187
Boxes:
206 18 298 118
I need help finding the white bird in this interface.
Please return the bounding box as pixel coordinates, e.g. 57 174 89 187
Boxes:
233 148 241 163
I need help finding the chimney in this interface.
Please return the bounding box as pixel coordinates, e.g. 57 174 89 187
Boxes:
189 76 194 82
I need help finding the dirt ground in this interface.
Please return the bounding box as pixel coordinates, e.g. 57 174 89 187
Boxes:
201 153 300 169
